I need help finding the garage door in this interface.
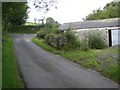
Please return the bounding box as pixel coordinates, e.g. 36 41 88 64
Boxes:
112 30 120 46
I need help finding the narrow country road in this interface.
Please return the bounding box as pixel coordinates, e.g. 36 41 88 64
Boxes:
11 34 118 88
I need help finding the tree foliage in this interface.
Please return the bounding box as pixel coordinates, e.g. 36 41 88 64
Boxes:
27 0 58 27
45 17 60 28
2 2 28 31
28 0 58 13
84 1 120 20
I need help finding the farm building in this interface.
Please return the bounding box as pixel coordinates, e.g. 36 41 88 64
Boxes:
59 18 120 46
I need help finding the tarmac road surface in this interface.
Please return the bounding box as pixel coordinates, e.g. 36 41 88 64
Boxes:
11 34 118 88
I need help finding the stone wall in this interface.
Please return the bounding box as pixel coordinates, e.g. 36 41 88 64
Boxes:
75 29 109 46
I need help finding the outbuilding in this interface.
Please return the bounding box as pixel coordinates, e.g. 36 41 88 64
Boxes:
59 18 120 46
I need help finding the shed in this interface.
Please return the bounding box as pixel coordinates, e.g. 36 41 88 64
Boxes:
59 18 120 46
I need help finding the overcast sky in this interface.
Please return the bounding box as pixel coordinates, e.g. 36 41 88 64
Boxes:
27 0 113 24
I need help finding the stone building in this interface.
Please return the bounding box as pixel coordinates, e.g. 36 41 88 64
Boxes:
59 18 120 46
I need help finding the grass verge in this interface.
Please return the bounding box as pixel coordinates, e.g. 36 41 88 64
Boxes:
0 33 2 89
2 33 24 88
32 37 120 83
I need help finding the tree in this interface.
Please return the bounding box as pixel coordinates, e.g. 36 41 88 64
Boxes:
105 2 120 18
84 1 120 20
28 0 58 13
85 9 109 20
45 17 60 28
27 0 58 25
2 2 28 31
2 1 58 31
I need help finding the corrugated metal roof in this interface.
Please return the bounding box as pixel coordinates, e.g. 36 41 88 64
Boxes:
59 18 120 30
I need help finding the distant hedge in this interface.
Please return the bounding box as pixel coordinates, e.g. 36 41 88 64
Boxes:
8 26 42 34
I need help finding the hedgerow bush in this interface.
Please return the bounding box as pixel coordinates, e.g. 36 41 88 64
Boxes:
88 31 107 49
37 28 107 50
37 30 49 39
45 33 67 49
37 28 50 39
37 27 58 39
8 25 41 34
63 30 81 50
45 33 57 45
80 38 89 51
56 34 68 49
45 30 82 50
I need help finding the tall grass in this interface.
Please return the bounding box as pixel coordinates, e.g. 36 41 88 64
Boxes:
2 34 24 88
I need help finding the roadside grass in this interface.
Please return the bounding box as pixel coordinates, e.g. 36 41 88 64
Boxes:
0 61 1 89
2 33 24 88
0 33 2 89
32 38 61 54
32 37 119 83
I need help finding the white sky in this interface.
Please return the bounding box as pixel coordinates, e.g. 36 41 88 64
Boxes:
27 0 113 24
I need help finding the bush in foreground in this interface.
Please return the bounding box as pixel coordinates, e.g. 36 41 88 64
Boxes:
63 30 81 50
45 33 67 49
37 30 48 39
88 31 107 49
45 30 82 50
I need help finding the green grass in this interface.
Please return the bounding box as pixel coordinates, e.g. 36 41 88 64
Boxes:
32 37 119 83
2 33 24 88
0 62 1 89
32 38 61 54
24 22 41 26
103 64 119 83
0 42 1 89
